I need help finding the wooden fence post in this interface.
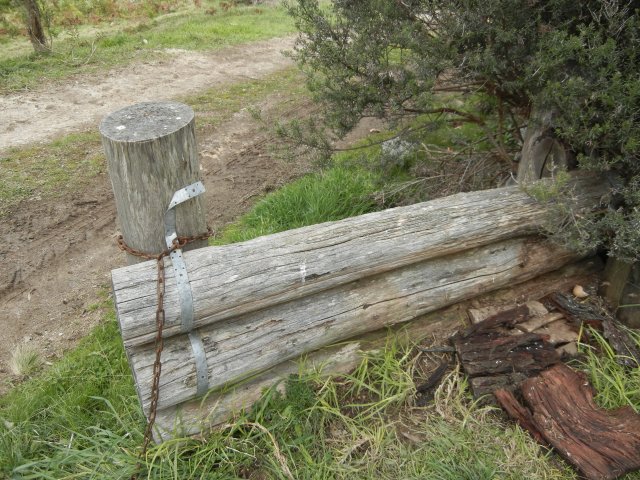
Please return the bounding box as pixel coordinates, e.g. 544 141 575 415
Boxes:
100 102 207 263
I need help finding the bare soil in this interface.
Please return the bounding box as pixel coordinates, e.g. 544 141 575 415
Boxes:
0 37 312 393
0 37 295 151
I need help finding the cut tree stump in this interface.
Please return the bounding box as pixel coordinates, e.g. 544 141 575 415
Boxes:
495 363 640 480
100 102 207 263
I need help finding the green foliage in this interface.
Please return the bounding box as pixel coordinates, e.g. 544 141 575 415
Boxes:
523 170 572 204
286 0 640 260
529 4 640 261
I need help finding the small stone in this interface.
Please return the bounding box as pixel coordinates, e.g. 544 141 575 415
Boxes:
573 285 589 299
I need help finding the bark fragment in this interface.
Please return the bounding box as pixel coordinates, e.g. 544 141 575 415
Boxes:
497 364 640 480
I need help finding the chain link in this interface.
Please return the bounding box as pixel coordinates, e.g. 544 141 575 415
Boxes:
118 228 213 479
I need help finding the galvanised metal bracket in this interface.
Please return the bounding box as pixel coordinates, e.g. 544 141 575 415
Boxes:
164 181 209 397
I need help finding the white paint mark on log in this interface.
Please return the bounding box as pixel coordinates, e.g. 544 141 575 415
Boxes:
300 260 307 284
129 237 583 412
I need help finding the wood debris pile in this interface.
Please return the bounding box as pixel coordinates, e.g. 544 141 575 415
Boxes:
449 291 640 480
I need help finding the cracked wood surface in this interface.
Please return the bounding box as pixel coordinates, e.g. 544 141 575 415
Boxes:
130 237 582 412
112 175 607 348
497 364 640 480
153 259 600 439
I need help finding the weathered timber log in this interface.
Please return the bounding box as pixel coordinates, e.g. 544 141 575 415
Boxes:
496 364 640 480
101 102 207 263
113 175 607 347
153 259 601 440
129 236 583 413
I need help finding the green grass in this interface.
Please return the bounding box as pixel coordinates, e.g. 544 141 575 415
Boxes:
579 326 640 412
215 165 380 244
0 321 582 479
0 298 142 477
0 2 294 93
0 131 104 216
186 67 308 132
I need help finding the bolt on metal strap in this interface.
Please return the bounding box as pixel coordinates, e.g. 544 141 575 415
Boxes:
164 181 209 397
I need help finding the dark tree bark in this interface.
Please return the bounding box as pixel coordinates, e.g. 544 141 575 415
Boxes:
517 106 575 182
22 0 48 53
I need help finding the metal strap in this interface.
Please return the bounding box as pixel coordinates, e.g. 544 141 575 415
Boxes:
165 181 206 250
188 331 209 397
164 181 209 397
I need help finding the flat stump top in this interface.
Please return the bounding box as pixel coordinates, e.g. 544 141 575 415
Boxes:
100 102 194 143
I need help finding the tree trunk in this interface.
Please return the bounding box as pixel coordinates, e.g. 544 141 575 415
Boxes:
517 106 575 182
22 0 48 53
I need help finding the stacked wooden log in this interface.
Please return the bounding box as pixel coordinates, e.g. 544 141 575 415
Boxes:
110 175 607 439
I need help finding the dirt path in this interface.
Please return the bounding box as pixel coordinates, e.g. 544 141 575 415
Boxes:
0 37 294 152
0 37 308 392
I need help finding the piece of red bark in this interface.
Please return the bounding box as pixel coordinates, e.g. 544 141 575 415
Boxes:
494 388 546 445
504 363 640 480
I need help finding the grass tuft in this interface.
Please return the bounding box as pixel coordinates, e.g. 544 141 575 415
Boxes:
579 326 640 412
7 344 41 378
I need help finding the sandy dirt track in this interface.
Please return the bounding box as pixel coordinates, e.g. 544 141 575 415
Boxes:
0 37 295 152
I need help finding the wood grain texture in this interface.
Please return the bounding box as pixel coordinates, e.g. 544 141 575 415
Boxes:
130 237 584 412
101 102 207 263
505 364 640 480
152 259 601 440
113 175 606 345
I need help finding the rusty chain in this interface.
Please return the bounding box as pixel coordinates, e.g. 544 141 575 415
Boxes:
117 228 213 479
